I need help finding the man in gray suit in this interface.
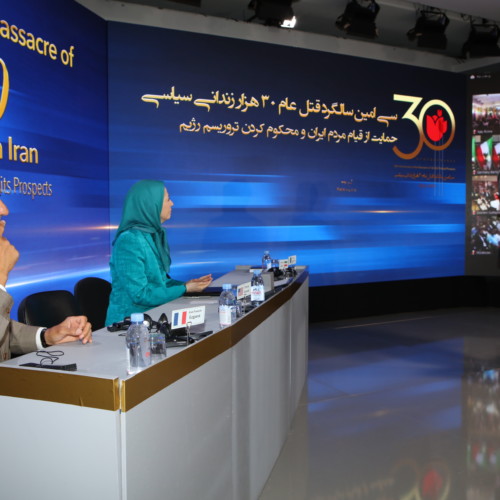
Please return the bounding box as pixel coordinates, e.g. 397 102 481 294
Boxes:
0 198 92 361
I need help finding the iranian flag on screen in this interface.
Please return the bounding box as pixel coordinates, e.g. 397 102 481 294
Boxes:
494 142 500 169
476 138 493 168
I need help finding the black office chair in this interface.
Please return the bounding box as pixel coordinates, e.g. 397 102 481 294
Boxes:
74 277 112 331
17 290 80 328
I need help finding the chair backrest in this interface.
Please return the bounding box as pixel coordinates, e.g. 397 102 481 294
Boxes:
74 277 112 331
17 290 80 328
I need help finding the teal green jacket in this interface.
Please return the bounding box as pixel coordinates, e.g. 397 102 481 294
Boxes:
105 229 186 325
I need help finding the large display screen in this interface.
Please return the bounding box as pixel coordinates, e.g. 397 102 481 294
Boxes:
0 0 109 316
466 73 500 276
0 1 469 319
108 22 466 287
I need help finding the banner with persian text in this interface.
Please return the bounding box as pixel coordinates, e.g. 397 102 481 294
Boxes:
108 22 466 287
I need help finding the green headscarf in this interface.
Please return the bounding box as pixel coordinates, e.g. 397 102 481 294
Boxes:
113 180 171 271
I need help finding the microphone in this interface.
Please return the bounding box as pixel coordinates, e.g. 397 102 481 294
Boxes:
107 313 155 332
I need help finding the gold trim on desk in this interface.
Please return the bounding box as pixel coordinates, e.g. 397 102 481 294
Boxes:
0 368 120 411
121 326 232 411
0 270 308 412
121 270 309 411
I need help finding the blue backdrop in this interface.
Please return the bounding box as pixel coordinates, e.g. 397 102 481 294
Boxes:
0 1 468 320
0 0 109 317
108 22 466 287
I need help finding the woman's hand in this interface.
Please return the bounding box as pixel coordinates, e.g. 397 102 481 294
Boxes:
185 274 212 293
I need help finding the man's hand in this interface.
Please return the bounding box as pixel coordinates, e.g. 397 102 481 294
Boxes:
44 316 93 346
185 274 213 293
0 220 19 287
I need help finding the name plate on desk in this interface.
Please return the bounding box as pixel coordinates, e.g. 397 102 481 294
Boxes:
171 306 206 329
237 281 251 299
279 259 290 270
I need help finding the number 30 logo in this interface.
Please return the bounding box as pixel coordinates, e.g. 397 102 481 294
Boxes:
0 58 9 120
393 94 455 160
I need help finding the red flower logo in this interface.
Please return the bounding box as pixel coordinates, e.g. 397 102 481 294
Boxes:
426 109 448 142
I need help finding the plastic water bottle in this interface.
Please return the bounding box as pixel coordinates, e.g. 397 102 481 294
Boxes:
219 284 236 328
262 250 272 270
126 313 151 374
251 270 265 307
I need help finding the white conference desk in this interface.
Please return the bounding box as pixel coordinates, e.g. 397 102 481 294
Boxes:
0 268 309 500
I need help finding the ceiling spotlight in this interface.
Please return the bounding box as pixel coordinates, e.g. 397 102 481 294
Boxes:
281 16 297 29
407 9 449 50
462 21 500 58
248 0 296 28
335 0 380 39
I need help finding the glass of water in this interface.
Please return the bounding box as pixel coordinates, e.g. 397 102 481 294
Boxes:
150 332 167 363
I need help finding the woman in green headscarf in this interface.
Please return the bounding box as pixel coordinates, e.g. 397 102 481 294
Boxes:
105 180 212 325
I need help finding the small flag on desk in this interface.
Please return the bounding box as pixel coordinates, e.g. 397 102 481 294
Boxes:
171 306 206 329
237 281 251 299
173 310 188 328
